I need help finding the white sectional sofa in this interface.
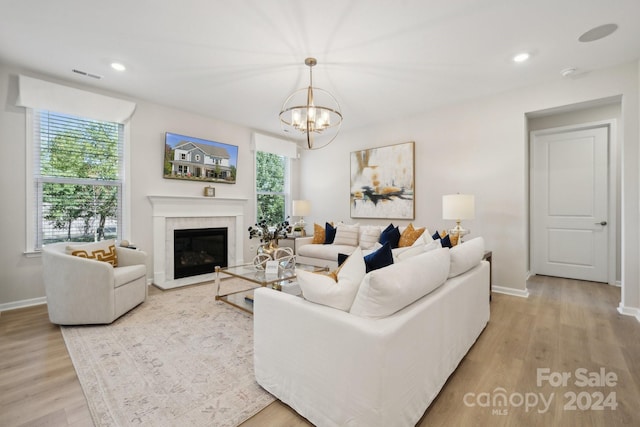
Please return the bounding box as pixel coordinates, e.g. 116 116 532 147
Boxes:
254 237 489 427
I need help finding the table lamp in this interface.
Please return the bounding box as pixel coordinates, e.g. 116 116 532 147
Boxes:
442 194 475 245
292 200 311 236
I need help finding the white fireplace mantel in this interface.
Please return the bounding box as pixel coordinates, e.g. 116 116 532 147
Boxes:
148 195 248 289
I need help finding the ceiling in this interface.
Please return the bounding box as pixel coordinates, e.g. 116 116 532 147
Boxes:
1 0 639 137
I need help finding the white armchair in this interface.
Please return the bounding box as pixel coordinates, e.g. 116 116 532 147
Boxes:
42 242 148 325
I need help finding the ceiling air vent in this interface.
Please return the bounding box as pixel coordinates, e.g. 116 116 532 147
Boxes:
72 69 103 79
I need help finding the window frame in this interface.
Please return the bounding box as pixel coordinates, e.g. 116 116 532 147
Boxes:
24 109 131 254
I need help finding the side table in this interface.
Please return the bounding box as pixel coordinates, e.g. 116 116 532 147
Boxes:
483 250 492 301
278 236 298 253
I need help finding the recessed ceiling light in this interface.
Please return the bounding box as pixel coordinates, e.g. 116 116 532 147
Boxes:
111 62 126 71
513 52 530 63
579 23 618 43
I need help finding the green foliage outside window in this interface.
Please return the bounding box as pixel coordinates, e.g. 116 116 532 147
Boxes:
38 112 121 245
256 151 286 224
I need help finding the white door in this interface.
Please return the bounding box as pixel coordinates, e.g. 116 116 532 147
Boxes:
531 126 609 283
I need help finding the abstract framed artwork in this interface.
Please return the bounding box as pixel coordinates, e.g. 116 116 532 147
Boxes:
350 141 415 219
163 132 238 184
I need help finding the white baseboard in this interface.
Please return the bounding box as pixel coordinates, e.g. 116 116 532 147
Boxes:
0 296 47 312
492 285 530 298
617 304 640 322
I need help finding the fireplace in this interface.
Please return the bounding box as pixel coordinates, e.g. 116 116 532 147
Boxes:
173 227 228 279
148 195 247 290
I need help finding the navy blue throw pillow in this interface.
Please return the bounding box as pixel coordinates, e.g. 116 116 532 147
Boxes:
324 222 337 244
379 224 401 249
431 230 452 248
364 242 394 273
337 252 349 266
440 234 452 248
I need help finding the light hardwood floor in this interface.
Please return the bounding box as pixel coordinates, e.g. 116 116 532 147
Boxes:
1 276 639 426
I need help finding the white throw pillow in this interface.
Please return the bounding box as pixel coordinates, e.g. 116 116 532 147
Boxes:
350 248 451 318
297 246 366 311
358 225 382 249
448 237 485 278
333 223 360 246
395 238 441 262
411 228 434 247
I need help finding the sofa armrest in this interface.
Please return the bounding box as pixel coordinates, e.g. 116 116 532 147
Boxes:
117 247 148 267
253 288 416 426
294 236 313 254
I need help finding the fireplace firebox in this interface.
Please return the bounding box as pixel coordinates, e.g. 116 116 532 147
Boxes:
173 227 228 279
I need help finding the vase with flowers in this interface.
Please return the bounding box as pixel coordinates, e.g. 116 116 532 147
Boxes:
248 217 291 257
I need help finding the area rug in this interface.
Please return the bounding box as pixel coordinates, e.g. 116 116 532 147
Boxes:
61 280 275 427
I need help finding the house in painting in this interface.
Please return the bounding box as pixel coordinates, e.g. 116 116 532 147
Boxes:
169 141 234 181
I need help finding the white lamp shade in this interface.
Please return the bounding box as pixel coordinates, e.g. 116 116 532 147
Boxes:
292 200 311 217
442 194 475 220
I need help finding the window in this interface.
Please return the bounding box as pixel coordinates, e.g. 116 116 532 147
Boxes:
33 110 124 248
256 151 289 223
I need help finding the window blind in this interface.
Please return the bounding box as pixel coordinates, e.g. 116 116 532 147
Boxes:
34 110 124 248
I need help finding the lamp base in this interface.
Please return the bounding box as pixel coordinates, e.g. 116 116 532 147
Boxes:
448 222 470 246
293 219 307 237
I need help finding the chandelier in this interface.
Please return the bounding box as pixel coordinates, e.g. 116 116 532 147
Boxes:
279 57 343 150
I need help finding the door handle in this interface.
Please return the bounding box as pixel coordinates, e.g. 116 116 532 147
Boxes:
595 221 607 226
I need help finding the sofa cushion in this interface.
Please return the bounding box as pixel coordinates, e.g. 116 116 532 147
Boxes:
333 223 359 246
379 223 401 248
324 222 337 244
312 223 325 244
297 247 366 311
66 239 118 267
358 225 382 250
350 248 451 318
449 237 485 278
398 223 426 247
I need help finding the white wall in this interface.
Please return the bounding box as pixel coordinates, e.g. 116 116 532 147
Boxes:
300 62 639 310
0 63 285 308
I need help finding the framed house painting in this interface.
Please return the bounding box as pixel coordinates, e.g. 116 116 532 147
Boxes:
350 141 415 219
163 132 238 184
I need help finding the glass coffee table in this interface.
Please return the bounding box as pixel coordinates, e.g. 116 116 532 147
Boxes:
215 263 328 313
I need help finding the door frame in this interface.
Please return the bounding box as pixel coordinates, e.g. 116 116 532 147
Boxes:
529 119 617 285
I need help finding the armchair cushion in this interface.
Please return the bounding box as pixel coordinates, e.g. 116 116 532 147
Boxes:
114 264 147 288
